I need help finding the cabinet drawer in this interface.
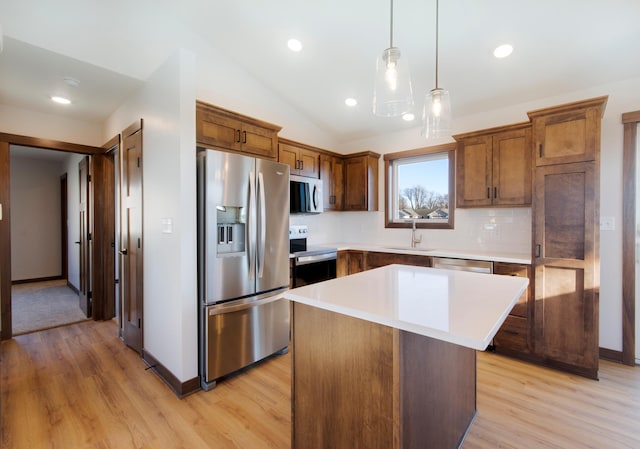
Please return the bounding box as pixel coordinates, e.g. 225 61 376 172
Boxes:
494 316 529 352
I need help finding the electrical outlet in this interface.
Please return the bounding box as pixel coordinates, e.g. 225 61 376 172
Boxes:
600 216 615 231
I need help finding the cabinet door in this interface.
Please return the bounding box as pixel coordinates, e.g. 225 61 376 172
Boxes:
320 155 344 211
279 143 299 173
347 251 365 274
241 123 277 159
532 107 600 166
344 155 378 211
336 251 348 277
196 109 240 150
456 136 492 207
298 148 319 178
344 157 367 210
492 128 532 206
533 162 598 377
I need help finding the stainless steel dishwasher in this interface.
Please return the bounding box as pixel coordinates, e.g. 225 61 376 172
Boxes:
431 256 493 274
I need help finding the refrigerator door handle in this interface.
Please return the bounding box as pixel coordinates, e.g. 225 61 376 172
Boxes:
248 171 256 280
257 172 266 278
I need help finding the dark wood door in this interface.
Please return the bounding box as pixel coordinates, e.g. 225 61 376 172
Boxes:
78 156 92 317
456 136 492 207
492 128 532 206
344 157 366 210
120 124 143 354
533 162 598 378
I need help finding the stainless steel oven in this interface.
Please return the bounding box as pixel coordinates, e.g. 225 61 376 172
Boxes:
289 225 337 287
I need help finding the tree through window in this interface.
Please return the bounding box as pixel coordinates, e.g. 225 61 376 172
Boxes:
384 143 455 229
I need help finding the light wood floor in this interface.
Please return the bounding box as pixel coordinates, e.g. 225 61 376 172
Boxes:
1 320 639 449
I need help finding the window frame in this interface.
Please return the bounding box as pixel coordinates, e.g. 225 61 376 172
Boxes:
384 142 456 230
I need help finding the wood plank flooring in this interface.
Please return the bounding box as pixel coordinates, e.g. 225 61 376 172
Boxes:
1 319 639 449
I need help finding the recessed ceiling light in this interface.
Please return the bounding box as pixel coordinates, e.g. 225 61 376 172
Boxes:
345 98 357 107
287 38 302 52
493 44 513 58
51 96 71 105
402 113 415 121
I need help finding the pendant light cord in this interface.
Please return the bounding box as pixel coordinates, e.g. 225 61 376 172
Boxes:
389 0 394 48
435 0 439 89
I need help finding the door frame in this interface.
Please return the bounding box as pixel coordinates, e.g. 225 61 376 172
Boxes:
0 132 112 340
622 111 640 365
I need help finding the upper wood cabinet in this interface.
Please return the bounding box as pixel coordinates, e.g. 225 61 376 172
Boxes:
528 96 607 166
454 123 532 208
343 152 380 211
196 100 281 160
278 139 319 178
319 154 344 210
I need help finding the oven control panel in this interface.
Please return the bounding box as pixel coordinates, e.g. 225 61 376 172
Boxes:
289 225 309 239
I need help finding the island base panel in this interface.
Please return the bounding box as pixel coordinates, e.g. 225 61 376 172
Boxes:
291 302 476 449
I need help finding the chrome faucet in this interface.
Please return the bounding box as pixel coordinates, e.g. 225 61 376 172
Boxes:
411 220 422 248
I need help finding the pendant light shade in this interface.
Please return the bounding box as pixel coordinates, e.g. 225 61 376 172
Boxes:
422 0 451 139
373 0 414 117
422 87 451 138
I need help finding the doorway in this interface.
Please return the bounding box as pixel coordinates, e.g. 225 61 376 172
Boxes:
0 134 116 340
9 145 89 334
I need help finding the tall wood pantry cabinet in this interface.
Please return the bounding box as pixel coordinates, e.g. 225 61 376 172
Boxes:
528 96 607 379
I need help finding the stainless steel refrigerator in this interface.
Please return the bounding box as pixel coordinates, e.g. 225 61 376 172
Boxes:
197 148 290 390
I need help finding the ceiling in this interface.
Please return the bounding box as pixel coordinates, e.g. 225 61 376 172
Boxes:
1 0 640 145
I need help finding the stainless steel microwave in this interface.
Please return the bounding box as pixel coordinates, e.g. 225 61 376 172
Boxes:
290 175 323 214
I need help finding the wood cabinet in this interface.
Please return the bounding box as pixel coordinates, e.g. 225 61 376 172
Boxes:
343 152 380 211
337 250 366 277
196 101 281 159
278 139 319 178
493 262 532 354
528 96 607 166
454 123 532 207
365 251 432 270
319 154 344 210
528 96 606 379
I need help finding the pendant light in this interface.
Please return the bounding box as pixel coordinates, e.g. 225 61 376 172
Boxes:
373 0 414 117
422 0 451 139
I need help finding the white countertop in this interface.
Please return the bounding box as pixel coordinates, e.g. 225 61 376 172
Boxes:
324 243 531 264
284 264 529 351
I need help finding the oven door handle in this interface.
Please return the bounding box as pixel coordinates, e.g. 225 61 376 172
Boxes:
295 252 337 266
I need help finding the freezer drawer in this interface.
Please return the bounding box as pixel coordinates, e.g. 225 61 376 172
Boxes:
202 295 289 390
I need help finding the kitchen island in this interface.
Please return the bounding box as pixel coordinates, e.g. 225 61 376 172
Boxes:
283 264 528 449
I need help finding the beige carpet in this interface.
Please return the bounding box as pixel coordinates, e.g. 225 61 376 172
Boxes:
11 279 89 335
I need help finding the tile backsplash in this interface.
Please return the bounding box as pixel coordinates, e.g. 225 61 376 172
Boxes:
291 207 531 255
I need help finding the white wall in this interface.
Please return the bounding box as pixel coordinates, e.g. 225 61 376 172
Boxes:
9 154 63 280
297 76 640 354
0 104 103 146
104 49 198 382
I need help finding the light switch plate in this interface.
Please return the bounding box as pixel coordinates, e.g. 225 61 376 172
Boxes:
600 216 615 231
161 218 173 234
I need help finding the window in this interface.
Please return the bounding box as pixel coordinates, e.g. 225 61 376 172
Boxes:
384 143 455 229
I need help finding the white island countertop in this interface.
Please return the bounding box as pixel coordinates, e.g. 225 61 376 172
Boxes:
284 264 529 351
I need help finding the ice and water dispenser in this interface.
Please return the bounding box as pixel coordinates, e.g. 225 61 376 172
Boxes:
216 206 245 255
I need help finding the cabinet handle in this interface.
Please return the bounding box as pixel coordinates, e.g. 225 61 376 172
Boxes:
539 143 543 158
242 130 247 143
487 187 490 199
300 160 304 170
362 195 365 205
535 244 541 258
236 130 241 143
494 187 497 199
